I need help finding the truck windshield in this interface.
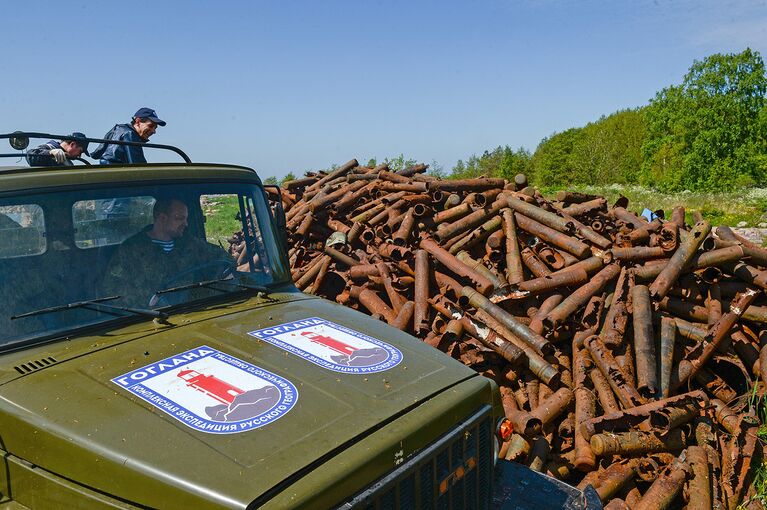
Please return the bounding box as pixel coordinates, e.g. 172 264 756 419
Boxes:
0 181 289 348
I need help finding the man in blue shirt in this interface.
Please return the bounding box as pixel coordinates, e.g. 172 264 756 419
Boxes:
26 133 90 167
90 108 166 165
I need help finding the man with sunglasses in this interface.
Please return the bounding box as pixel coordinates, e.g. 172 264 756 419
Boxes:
90 108 166 165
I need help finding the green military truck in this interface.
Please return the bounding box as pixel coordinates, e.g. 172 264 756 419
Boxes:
0 132 598 509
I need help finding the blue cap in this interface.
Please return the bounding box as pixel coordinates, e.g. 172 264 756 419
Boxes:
133 107 166 126
66 132 90 156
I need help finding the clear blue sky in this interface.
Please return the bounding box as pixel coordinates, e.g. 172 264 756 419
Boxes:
2 0 766 179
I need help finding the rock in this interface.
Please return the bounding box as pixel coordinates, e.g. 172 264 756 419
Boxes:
737 221 748 228
759 223 767 228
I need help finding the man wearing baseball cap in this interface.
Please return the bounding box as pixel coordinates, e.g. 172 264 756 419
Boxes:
26 132 90 167
90 107 167 165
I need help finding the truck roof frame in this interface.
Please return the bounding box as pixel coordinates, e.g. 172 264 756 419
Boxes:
0 131 192 164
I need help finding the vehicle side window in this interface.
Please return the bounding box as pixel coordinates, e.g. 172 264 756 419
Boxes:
72 197 155 248
0 205 46 258
200 194 271 274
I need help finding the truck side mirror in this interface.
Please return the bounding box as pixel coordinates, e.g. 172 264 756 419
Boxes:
263 185 289 257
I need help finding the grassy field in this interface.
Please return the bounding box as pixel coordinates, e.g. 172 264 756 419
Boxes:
540 184 767 228
201 195 242 246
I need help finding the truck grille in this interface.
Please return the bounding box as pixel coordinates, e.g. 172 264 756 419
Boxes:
336 405 494 510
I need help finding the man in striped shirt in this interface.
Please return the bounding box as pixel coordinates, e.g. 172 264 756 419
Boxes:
103 198 232 306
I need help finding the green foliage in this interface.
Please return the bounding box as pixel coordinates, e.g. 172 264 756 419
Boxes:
382 154 419 172
263 176 278 185
641 48 767 191
528 109 646 188
427 160 446 179
280 172 296 185
449 146 531 180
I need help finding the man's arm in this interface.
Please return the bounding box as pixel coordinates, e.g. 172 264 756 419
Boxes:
25 145 56 167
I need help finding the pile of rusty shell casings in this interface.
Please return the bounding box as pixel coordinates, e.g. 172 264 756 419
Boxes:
273 162 767 508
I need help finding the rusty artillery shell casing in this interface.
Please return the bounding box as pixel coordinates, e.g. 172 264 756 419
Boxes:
504 433 531 461
390 301 415 332
433 202 471 224
461 315 525 366
601 266 632 347
530 387 573 428
632 284 659 398
502 208 525 285
585 334 646 409
580 390 707 441
515 267 589 296
435 198 505 242
514 212 591 259
593 460 638 503
611 246 666 262
561 197 607 217
520 247 552 277
455 251 506 291
687 446 712 510
573 337 597 471
589 365 621 414
710 398 740 435
545 264 621 331
447 216 503 255
506 194 575 235
528 293 563 335
420 238 495 295
674 286 758 389
633 460 689 510
462 286 553 356
413 249 430 334
590 428 686 457
659 316 676 399
649 220 712 299
349 286 397 324
472 309 559 386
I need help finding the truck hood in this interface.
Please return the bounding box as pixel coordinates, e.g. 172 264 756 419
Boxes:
0 295 478 508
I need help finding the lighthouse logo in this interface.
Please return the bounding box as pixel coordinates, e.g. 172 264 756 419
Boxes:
112 346 297 434
248 317 402 374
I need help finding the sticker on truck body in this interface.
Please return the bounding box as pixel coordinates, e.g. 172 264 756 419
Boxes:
112 346 297 434
248 317 402 374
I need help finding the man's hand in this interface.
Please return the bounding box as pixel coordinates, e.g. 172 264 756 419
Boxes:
49 148 67 164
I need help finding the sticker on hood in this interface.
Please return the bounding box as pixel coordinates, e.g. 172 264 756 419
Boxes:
112 346 297 434
248 317 402 374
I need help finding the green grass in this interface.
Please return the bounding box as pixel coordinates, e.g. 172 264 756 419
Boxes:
539 184 767 228
201 195 241 246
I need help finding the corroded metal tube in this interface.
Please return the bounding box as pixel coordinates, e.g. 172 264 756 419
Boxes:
633 460 689 510
590 429 686 457
659 316 676 399
503 208 525 285
514 212 591 259
585 335 646 410
420 238 494 295
649 220 712 299
632 284 658 398
545 264 621 330
414 249 430 334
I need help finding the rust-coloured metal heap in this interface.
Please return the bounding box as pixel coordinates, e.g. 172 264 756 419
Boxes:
259 161 765 509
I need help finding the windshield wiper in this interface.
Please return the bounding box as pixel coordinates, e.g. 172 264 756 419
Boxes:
12 296 169 322
155 278 274 300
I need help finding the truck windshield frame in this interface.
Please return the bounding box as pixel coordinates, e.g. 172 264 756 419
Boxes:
0 180 290 349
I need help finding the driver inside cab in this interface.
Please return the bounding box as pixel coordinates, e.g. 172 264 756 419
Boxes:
103 197 232 307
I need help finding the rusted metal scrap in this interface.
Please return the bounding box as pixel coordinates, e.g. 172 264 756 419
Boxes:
276 164 767 508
